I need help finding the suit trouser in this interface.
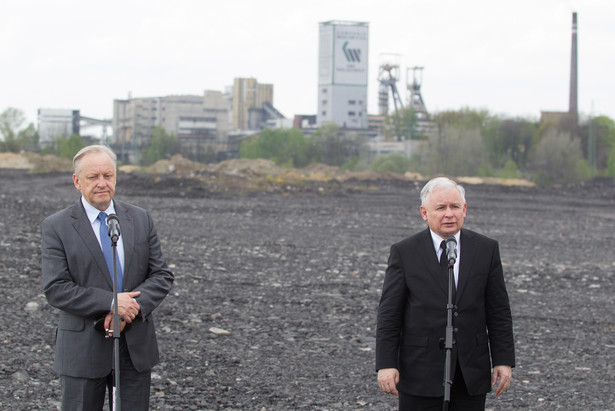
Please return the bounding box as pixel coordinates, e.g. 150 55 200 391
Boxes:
398 366 487 411
61 334 152 411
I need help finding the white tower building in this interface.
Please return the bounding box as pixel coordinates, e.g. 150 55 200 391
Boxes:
317 21 369 129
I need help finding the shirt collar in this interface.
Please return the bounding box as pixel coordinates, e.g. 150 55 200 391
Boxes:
81 197 116 224
429 229 461 253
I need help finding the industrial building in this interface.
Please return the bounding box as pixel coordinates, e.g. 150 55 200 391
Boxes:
540 12 579 127
232 78 285 130
112 90 230 162
317 21 369 129
109 77 288 162
37 109 80 146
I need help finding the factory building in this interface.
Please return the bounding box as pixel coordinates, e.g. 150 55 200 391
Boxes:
112 90 230 162
232 78 284 130
37 108 80 146
317 21 369 129
110 78 286 162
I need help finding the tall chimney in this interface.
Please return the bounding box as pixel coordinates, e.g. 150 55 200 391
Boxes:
569 12 578 122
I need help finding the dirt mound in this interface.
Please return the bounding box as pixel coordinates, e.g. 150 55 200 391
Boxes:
0 152 536 189
0 152 73 173
208 158 282 178
337 170 410 182
0 152 33 169
146 155 208 175
457 176 535 187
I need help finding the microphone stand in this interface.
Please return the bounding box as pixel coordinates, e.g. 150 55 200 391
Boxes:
442 255 456 411
110 237 121 411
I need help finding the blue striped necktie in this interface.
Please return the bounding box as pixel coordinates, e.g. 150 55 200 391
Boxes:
98 211 123 290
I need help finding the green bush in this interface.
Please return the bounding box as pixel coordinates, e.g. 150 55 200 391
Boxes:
369 153 412 174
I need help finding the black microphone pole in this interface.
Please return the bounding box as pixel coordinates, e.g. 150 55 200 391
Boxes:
108 213 121 411
442 236 457 411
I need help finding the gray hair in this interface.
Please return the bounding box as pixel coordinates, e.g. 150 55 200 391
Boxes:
73 145 117 175
420 177 466 206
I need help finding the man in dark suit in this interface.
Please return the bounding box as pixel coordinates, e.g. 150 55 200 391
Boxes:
42 145 174 410
376 177 514 410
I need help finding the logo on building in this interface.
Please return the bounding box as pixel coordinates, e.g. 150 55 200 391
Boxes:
342 41 361 63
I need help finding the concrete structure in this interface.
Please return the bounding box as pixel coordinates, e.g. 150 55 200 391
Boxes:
37 108 80 146
112 91 230 162
366 138 425 159
377 54 403 115
407 67 429 123
540 12 579 127
317 21 369 129
232 78 281 130
569 12 578 123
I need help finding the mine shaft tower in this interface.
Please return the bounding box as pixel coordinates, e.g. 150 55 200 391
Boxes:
378 57 404 115
407 66 430 122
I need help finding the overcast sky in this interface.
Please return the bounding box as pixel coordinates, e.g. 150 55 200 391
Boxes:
2 0 613 130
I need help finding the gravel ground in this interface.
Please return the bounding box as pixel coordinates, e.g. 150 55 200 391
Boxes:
1 170 614 410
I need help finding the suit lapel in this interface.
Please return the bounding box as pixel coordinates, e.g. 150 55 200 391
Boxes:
70 201 114 289
456 229 475 303
417 228 448 296
114 200 134 287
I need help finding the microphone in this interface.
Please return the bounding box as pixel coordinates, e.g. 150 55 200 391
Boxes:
445 236 457 265
107 213 121 243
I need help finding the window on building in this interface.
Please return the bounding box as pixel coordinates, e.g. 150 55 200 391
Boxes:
322 111 327 116
349 100 356 105
322 100 327 105
348 111 356 116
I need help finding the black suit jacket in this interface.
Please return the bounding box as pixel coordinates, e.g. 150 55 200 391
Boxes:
376 228 514 397
41 198 174 378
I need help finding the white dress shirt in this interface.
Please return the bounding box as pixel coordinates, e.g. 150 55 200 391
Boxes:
429 230 461 287
81 197 125 273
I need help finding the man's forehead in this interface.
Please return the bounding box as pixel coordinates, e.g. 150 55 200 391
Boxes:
430 189 464 204
82 154 114 167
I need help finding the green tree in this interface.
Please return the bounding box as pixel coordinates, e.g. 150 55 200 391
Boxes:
203 145 217 164
43 135 65 155
427 108 496 175
497 159 523 179
607 144 615 178
580 115 615 173
240 128 318 168
420 125 486 176
527 128 588 185
424 108 540 177
0 107 38 152
382 107 418 141
486 118 537 168
310 122 365 166
369 153 413 174
341 156 369 171
432 107 491 132
59 134 85 159
141 126 179 165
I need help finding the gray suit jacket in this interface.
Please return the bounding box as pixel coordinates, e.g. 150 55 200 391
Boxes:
41 198 174 378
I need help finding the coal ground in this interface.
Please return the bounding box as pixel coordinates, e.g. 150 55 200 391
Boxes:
1 169 614 410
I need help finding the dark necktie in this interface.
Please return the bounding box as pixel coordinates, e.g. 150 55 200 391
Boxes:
98 211 123 290
439 240 447 269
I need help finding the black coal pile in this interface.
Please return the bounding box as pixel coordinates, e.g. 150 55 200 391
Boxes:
1 170 614 410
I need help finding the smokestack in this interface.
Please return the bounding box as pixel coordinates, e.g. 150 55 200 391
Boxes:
569 12 578 122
